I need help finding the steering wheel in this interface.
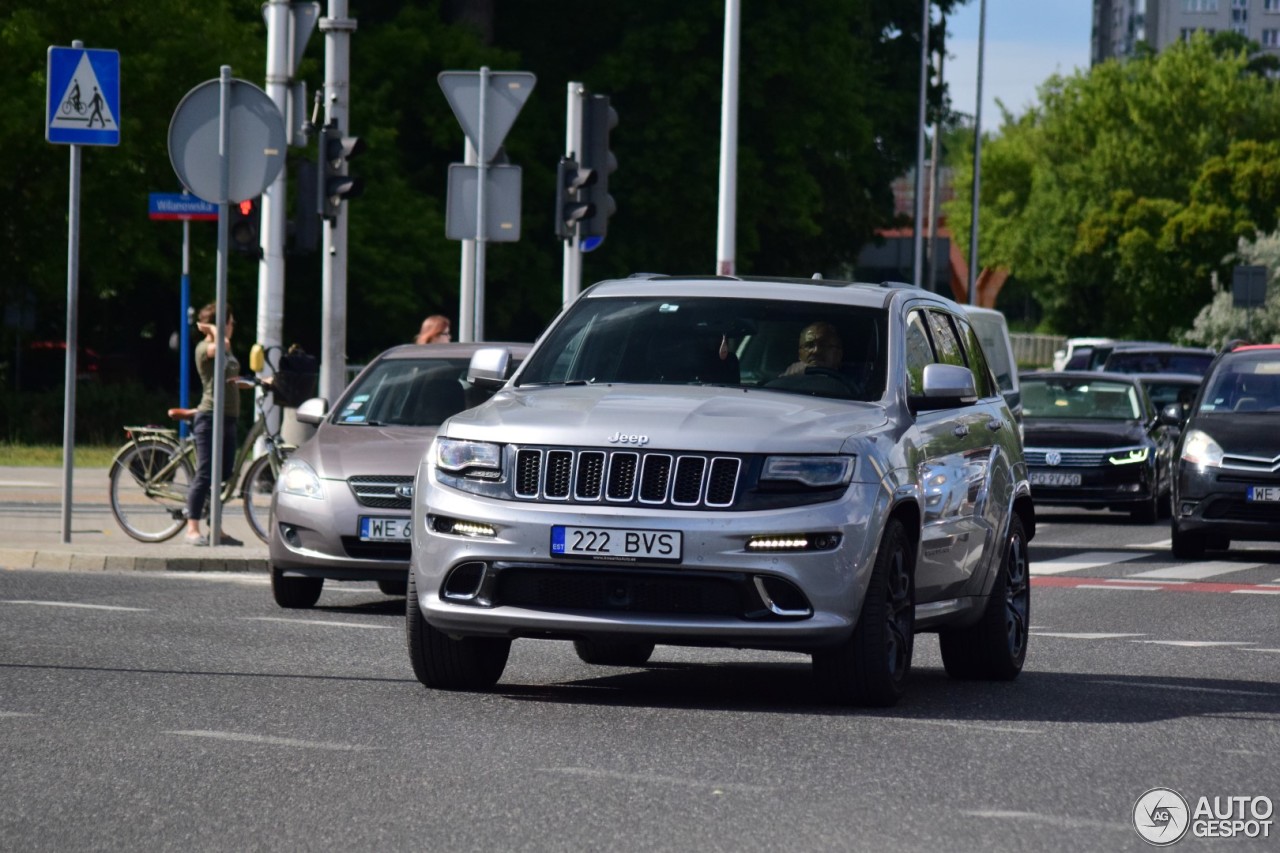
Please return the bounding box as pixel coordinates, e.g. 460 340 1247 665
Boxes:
803 366 861 396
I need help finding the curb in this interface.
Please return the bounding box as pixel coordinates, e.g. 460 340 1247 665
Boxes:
0 548 269 573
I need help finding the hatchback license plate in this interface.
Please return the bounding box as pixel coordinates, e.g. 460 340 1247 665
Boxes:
359 516 412 541
551 525 682 563
1030 470 1082 487
1247 486 1280 502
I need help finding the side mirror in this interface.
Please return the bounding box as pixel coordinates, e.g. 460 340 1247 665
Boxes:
1158 402 1186 426
909 363 978 412
295 397 330 425
468 347 514 389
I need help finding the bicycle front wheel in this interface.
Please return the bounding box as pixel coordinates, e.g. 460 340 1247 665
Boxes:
109 439 193 542
242 454 277 543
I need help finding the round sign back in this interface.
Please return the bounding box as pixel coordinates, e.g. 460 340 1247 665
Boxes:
168 78 286 204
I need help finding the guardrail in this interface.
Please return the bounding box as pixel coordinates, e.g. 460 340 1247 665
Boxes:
1011 333 1066 369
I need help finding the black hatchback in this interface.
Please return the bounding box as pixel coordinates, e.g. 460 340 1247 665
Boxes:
1019 371 1176 523
1164 344 1280 558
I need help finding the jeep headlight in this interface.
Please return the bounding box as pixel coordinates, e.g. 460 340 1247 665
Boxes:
279 458 324 499
1181 429 1223 467
1108 446 1149 465
760 455 855 488
436 438 503 478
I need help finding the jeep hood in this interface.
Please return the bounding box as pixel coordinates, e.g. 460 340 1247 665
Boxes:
442 385 888 454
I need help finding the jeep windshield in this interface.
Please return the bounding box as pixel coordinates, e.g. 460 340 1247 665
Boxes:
516 296 888 402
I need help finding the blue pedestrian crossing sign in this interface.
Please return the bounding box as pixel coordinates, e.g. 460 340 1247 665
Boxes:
46 46 120 146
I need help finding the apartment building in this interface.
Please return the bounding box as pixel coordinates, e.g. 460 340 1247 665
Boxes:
1093 0 1280 64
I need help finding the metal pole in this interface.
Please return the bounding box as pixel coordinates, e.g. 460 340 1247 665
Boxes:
210 65 232 544
715 0 741 277
562 82 583 306
926 26 945 294
180 215 191 439
459 138 477 341
968 0 987 306
59 39 85 543
474 66 489 342
912 0 931 288
257 0 291 436
318 0 356 399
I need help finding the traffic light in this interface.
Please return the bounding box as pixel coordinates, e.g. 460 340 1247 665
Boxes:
578 94 617 240
318 121 366 220
229 197 261 257
291 160 320 254
555 156 592 240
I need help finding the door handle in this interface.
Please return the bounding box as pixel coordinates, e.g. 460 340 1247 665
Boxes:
987 419 1003 431
953 425 970 438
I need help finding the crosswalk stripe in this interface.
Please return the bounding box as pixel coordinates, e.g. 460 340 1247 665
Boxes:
1127 561 1265 581
1031 551 1142 575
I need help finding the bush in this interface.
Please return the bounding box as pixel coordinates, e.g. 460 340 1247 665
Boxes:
0 381 191 445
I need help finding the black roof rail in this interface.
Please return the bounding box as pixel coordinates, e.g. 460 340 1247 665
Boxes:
879 280 920 289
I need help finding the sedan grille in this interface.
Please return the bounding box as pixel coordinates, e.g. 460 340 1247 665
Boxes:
513 447 741 509
348 475 414 509
1220 452 1280 474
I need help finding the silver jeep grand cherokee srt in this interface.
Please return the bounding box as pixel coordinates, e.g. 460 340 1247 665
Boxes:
408 275 1034 706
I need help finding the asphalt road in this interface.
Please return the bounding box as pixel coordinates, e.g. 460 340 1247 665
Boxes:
2 504 1278 852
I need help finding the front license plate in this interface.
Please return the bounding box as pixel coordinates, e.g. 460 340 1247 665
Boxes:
1247 486 1280 502
1030 470 1082 487
359 515 413 541
551 525 682 563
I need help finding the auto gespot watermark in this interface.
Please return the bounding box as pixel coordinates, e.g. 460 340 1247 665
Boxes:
1133 787 1274 845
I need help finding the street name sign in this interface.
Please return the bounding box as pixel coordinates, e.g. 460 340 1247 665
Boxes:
46 46 121 145
149 193 218 221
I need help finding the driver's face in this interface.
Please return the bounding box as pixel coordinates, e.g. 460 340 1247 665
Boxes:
799 326 842 368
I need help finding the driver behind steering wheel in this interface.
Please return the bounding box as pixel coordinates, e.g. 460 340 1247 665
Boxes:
783 321 843 377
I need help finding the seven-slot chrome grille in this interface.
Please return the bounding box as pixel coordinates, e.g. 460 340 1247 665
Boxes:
348 475 414 509
513 446 742 509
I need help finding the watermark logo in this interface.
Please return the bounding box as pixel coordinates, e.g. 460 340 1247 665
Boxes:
1133 788 1190 846
1133 789 1274 845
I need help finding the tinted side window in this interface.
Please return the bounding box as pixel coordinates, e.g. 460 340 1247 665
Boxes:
955 316 996 399
905 310 934 396
925 311 966 367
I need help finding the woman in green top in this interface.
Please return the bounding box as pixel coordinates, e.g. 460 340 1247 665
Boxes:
184 303 252 546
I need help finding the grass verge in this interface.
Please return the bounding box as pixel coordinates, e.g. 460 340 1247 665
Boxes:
0 444 119 467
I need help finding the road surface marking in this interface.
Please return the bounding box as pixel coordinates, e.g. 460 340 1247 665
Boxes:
1138 640 1249 648
900 719 1041 735
1032 551 1142 575
0 711 37 718
540 767 774 792
243 617 395 630
1240 648 1280 653
1089 679 1275 697
959 810 1128 831
1075 584 1160 591
164 730 376 751
1232 588 1280 595
2 600 149 611
1032 632 1147 640
1128 561 1264 580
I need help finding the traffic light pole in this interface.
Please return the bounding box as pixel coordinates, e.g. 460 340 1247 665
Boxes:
458 138 478 342
318 0 356 400
715 0 740 277
561 82 584 305
257 0 290 435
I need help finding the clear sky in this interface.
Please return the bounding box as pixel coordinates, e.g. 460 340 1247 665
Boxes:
943 0 1093 126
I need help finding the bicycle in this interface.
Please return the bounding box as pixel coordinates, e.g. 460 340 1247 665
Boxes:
108 375 294 543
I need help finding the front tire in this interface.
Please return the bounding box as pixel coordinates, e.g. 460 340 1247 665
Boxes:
377 578 408 597
1130 489 1159 524
939 514 1030 680
812 519 914 707
406 573 509 690
1170 520 1205 560
573 639 655 667
271 565 323 609
109 439 192 542
241 454 276 543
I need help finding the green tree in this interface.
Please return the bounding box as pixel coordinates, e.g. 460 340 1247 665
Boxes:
944 33 1280 341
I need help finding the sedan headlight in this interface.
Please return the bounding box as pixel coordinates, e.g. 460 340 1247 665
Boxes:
279 458 324 499
436 438 503 479
1181 429 1223 467
760 455 855 488
1108 446 1150 465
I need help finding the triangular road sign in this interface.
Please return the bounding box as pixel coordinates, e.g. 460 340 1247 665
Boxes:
46 47 120 145
439 71 536 163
